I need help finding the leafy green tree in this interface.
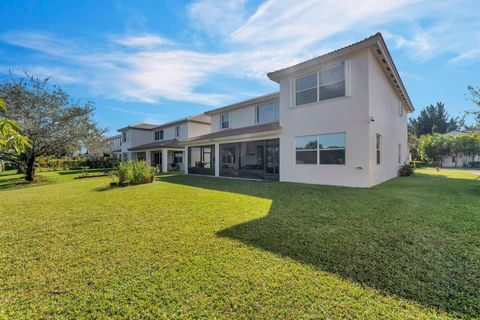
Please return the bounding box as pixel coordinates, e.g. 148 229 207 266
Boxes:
417 134 451 166
409 102 462 137
0 99 30 156
0 75 107 181
467 86 480 128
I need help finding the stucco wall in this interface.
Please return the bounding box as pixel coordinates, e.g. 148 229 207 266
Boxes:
367 50 408 186
187 122 211 138
278 49 371 187
210 99 279 133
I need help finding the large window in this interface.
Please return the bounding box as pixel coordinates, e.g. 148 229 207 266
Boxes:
122 132 127 143
376 134 382 165
256 102 279 124
295 62 346 106
188 145 215 175
154 130 164 141
221 113 230 129
295 133 346 165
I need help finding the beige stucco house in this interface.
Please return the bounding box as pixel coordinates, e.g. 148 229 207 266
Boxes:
183 33 414 187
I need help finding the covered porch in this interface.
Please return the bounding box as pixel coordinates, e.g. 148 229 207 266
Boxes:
128 140 185 173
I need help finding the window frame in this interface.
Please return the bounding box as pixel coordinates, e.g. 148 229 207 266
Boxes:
154 129 164 141
256 101 279 124
295 132 346 166
220 112 230 129
398 143 401 164
175 126 180 138
376 134 382 165
122 132 127 143
293 61 348 108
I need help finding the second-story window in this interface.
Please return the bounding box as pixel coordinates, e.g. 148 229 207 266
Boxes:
122 132 127 143
295 61 346 107
256 102 279 124
154 130 164 141
221 112 230 129
176 126 180 137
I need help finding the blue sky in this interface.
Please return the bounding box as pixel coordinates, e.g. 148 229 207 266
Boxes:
0 0 479 135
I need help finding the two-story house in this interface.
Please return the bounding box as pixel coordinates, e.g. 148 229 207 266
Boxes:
184 33 414 187
119 114 211 172
106 134 122 158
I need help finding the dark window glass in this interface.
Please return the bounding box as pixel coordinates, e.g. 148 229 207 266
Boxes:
319 150 345 164
296 88 317 106
296 73 317 91
376 134 381 165
221 113 230 129
296 151 317 164
295 73 317 106
319 80 345 101
319 63 344 85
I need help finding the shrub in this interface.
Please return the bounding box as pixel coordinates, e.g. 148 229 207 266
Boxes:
399 164 414 176
117 161 133 184
131 161 155 184
115 160 155 185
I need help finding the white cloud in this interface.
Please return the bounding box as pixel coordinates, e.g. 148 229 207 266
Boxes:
1 0 479 108
114 34 172 48
187 0 247 36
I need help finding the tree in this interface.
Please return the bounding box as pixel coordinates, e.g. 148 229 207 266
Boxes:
0 75 107 181
467 86 480 128
417 134 451 166
408 102 462 137
0 99 30 157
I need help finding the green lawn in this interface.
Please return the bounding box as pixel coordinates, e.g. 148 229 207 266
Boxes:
0 169 479 319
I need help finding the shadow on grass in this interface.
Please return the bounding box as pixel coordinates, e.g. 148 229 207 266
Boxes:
159 174 480 318
0 177 49 191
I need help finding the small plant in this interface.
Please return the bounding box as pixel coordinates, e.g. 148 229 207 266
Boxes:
399 163 414 176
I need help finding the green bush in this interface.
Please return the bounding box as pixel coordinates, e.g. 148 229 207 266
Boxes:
117 161 133 184
131 161 155 184
115 161 155 185
36 156 119 171
399 164 415 176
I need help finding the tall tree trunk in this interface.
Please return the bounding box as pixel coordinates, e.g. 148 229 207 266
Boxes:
25 155 35 181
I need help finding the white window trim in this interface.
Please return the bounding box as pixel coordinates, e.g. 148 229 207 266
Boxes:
293 60 350 108
220 112 230 129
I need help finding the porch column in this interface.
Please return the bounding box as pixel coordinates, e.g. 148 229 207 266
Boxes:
145 150 151 165
214 143 220 177
184 147 189 174
162 149 168 173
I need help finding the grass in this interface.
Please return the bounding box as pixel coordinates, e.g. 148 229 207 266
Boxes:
0 168 479 319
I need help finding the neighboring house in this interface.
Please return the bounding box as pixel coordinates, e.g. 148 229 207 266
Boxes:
183 33 414 187
118 115 211 172
442 129 480 167
106 134 122 158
